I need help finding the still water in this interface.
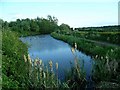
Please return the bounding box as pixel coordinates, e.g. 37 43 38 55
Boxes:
20 35 93 81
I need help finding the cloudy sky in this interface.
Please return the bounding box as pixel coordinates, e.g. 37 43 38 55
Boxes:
0 0 119 27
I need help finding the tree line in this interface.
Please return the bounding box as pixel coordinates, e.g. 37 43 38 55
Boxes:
1 15 71 35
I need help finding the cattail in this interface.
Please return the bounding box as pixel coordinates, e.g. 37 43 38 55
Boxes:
34 59 38 66
56 62 58 70
28 54 32 64
49 60 53 72
111 49 114 52
40 59 42 66
40 67 42 72
95 55 98 59
71 47 75 54
23 55 27 62
43 72 46 78
75 42 77 49
101 56 103 59
49 60 53 68
105 56 109 60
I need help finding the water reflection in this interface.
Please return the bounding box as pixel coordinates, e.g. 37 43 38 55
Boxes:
20 35 93 80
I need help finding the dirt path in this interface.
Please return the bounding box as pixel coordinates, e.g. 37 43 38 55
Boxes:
82 38 120 47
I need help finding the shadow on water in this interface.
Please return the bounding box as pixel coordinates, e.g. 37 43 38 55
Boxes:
20 35 94 87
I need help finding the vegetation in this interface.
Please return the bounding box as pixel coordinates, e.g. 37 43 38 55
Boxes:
1 17 86 89
51 32 120 59
72 31 120 45
2 15 58 36
1 15 120 89
51 29 120 88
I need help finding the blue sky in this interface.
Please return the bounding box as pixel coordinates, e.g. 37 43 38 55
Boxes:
0 0 119 27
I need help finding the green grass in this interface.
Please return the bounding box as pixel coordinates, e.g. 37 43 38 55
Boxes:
2 28 120 88
72 31 120 45
51 32 120 60
51 32 120 88
2 30 87 89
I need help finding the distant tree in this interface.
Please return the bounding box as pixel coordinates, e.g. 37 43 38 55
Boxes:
59 23 71 34
30 19 39 32
59 23 70 31
6 15 59 34
0 19 4 30
47 15 58 24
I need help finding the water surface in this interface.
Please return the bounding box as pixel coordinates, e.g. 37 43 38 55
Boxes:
20 35 93 80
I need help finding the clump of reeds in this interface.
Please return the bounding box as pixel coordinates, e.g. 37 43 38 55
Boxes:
66 42 86 88
23 54 59 88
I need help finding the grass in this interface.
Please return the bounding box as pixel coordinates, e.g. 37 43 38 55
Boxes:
51 32 120 88
2 29 87 89
51 32 120 60
2 28 120 88
72 31 120 45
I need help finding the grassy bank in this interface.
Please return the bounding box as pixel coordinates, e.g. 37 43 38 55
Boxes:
72 31 120 45
2 29 87 89
51 32 120 87
51 32 120 60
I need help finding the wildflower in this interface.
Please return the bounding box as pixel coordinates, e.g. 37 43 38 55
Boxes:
56 62 58 70
23 55 27 62
75 43 77 49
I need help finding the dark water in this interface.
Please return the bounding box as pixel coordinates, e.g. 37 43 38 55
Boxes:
20 35 93 81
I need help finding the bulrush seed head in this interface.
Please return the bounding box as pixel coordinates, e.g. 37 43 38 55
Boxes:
28 54 32 64
43 72 46 78
56 62 58 70
39 59 42 66
105 56 109 60
95 55 98 59
75 43 77 49
71 47 75 54
23 55 27 62
49 60 53 68
34 59 38 66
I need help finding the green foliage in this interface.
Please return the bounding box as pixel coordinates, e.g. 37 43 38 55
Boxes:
51 32 120 60
2 17 120 88
8 15 58 35
51 32 120 87
2 30 87 89
2 30 30 88
72 28 120 45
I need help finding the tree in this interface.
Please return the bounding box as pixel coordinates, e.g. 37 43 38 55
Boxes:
59 23 71 34
47 15 58 24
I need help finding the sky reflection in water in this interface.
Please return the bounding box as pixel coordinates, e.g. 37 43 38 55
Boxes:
20 35 93 80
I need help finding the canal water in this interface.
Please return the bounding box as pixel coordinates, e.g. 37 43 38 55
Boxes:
20 35 93 81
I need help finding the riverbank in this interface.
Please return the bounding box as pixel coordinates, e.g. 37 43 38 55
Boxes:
2 30 89 89
51 32 120 88
2 24 120 89
51 32 120 60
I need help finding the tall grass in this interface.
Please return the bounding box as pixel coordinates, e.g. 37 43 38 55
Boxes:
22 43 87 88
2 30 88 89
51 32 120 88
